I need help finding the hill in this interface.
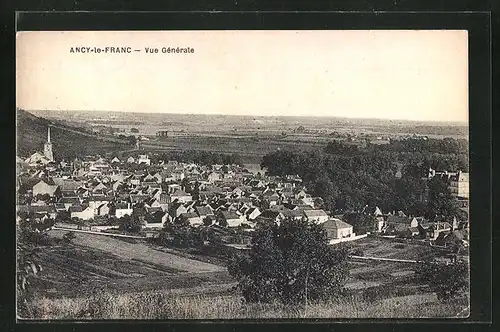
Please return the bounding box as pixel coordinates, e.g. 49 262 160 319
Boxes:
17 109 131 160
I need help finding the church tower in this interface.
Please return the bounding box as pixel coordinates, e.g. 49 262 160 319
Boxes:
43 126 54 162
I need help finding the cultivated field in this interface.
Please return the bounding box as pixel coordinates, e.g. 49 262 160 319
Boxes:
345 236 456 291
32 230 232 299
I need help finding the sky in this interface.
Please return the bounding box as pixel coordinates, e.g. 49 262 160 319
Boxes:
16 30 468 122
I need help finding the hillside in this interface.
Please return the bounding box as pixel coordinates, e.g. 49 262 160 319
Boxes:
17 109 130 160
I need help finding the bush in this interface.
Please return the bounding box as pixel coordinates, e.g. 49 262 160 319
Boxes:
62 231 76 244
416 260 468 302
228 218 349 305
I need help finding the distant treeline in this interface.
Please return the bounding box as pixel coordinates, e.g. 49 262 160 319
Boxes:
369 137 468 155
375 125 468 136
261 138 468 216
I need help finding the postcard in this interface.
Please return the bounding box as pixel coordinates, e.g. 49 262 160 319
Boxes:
16 30 470 320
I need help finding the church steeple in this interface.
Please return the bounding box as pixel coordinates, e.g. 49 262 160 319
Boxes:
43 125 54 162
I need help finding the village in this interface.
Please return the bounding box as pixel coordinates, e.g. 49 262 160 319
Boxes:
16 126 470 255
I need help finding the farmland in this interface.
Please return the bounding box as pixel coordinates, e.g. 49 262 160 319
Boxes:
32 230 232 299
24 231 469 319
23 109 468 164
32 231 453 299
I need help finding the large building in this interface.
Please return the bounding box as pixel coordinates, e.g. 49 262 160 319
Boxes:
428 168 469 200
449 171 469 199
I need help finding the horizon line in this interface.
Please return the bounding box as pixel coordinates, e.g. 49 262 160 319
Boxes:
18 108 469 125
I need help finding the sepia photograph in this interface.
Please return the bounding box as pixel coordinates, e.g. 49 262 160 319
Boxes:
16 30 470 320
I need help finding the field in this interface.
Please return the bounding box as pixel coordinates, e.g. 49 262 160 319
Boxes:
22 109 468 163
32 230 233 299
23 231 469 319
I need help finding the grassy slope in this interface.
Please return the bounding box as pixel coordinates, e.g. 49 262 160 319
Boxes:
17 109 130 159
29 291 469 319
48 230 225 273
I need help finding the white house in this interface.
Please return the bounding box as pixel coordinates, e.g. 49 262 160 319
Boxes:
322 218 354 240
137 154 151 165
303 209 329 223
33 180 59 197
70 205 94 221
115 202 133 218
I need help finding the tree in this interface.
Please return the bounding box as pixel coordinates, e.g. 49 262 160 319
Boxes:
426 177 460 220
192 181 201 200
16 219 52 318
228 218 349 305
343 213 375 235
312 175 338 212
203 216 213 227
181 177 191 192
324 140 359 156
119 214 142 233
147 210 164 225
416 260 468 302
127 135 137 146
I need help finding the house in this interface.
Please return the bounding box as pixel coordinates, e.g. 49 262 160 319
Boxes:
449 171 469 199
17 205 57 219
25 152 51 166
195 206 214 220
374 216 385 232
435 230 464 247
157 193 170 211
427 222 453 240
321 218 354 240
130 194 149 205
257 210 285 224
207 172 221 183
282 208 304 220
152 172 163 183
33 180 60 197
383 223 412 238
410 217 426 228
70 205 94 220
59 196 81 210
145 197 162 209
127 156 135 163
303 209 329 223
92 182 108 194
111 157 121 164
87 196 111 214
386 214 412 225
97 203 111 216
137 155 151 165
52 178 83 192
115 202 133 218
143 173 156 182
246 207 262 220
170 188 192 203
54 203 66 212
144 210 168 229
179 212 203 226
372 206 384 216
218 211 247 227
169 202 188 218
